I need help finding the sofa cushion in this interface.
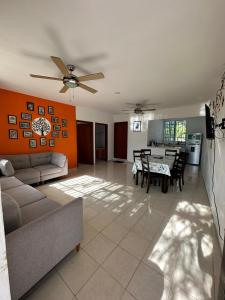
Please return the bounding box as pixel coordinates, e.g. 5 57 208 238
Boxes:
30 152 52 167
21 197 61 225
0 154 30 170
2 192 22 234
33 164 62 176
51 153 66 168
5 184 45 208
0 176 23 191
0 159 15 176
14 168 40 183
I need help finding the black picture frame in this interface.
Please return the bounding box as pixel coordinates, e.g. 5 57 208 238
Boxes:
62 130 68 138
29 139 37 148
48 106 54 115
51 131 59 138
38 106 45 115
23 131 33 138
9 129 18 139
133 121 141 132
49 139 55 147
21 112 32 120
53 124 61 131
27 102 34 111
62 119 67 127
8 115 17 125
19 122 30 129
51 116 59 123
40 137 47 146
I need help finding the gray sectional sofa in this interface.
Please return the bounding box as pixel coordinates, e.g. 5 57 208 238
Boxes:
0 152 68 184
0 153 83 300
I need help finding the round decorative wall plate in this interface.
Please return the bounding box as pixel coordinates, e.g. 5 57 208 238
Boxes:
32 117 51 136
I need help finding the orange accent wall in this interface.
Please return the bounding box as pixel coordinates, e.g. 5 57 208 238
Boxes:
0 88 77 168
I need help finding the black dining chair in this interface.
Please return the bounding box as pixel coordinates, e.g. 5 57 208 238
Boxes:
133 150 142 184
170 158 186 191
165 149 177 157
140 154 161 193
141 149 151 156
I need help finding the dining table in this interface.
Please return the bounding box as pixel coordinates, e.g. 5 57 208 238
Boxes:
132 155 175 193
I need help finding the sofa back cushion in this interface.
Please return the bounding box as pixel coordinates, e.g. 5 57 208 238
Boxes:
0 154 31 170
2 192 22 234
30 152 52 167
0 159 15 176
51 153 66 168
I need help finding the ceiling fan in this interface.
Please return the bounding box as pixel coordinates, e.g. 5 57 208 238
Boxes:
121 102 157 115
30 56 104 94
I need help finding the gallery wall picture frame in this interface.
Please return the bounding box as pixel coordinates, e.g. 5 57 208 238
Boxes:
49 139 55 147
19 122 30 129
62 119 67 127
51 116 59 123
9 129 18 139
51 131 59 138
38 106 45 115
40 137 47 146
27 102 34 111
62 130 68 138
21 112 32 120
23 131 33 138
53 124 61 131
133 121 141 132
29 139 37 148
48 106 54 115
8 115 17 125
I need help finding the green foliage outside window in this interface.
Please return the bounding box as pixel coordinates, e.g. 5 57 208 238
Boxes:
164 120 186 143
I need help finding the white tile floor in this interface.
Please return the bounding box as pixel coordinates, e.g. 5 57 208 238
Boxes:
23 161 221 300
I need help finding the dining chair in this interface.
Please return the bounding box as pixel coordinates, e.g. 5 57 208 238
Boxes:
140 154 161 193
165 149 177 157
133 150 142 184
141 149 151 156
170 158 186 191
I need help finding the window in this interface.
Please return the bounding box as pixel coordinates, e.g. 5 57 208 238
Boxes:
163 120 186 143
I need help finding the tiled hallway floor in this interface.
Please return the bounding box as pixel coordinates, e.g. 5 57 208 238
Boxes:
23 162 221 300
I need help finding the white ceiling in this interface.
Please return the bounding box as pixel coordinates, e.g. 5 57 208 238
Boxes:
1 0 225 113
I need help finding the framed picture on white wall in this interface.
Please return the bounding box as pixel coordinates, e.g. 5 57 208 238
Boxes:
133 121 141 132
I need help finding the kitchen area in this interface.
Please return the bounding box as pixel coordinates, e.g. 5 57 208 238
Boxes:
147 116 205 165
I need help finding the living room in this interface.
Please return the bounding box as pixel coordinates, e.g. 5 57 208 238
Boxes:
1 1 225 300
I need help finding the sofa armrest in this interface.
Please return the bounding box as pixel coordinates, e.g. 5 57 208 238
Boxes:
51 152 67 168
6 197 83 300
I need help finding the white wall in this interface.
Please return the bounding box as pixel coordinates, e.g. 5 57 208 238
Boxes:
201 99 225 249
114 103 205 162
76 106 114 162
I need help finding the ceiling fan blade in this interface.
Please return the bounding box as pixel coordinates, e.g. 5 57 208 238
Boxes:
77 72 104 82
30 74 62 81
142 109 156 111
79 83 97 94
59 85 69 93
125 102 137 106
51 56 69 76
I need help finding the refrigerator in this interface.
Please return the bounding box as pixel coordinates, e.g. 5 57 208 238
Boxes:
186 133 202 165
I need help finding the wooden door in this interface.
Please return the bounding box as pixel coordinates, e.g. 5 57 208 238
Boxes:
114 122 128 159
77 121 94 164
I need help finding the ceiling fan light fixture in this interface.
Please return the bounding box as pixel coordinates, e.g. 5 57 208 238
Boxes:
63 77 78 88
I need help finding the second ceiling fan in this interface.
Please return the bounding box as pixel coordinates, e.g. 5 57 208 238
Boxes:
30 56 104 94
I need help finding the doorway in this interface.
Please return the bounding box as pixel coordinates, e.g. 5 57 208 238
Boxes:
95 123 108 161
76 120 94 164
114 122 128 159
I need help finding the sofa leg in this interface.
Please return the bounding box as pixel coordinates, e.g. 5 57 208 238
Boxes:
76 244 80 252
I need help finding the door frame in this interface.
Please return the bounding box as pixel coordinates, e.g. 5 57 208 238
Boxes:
76 120 94 165
95 122 108 161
